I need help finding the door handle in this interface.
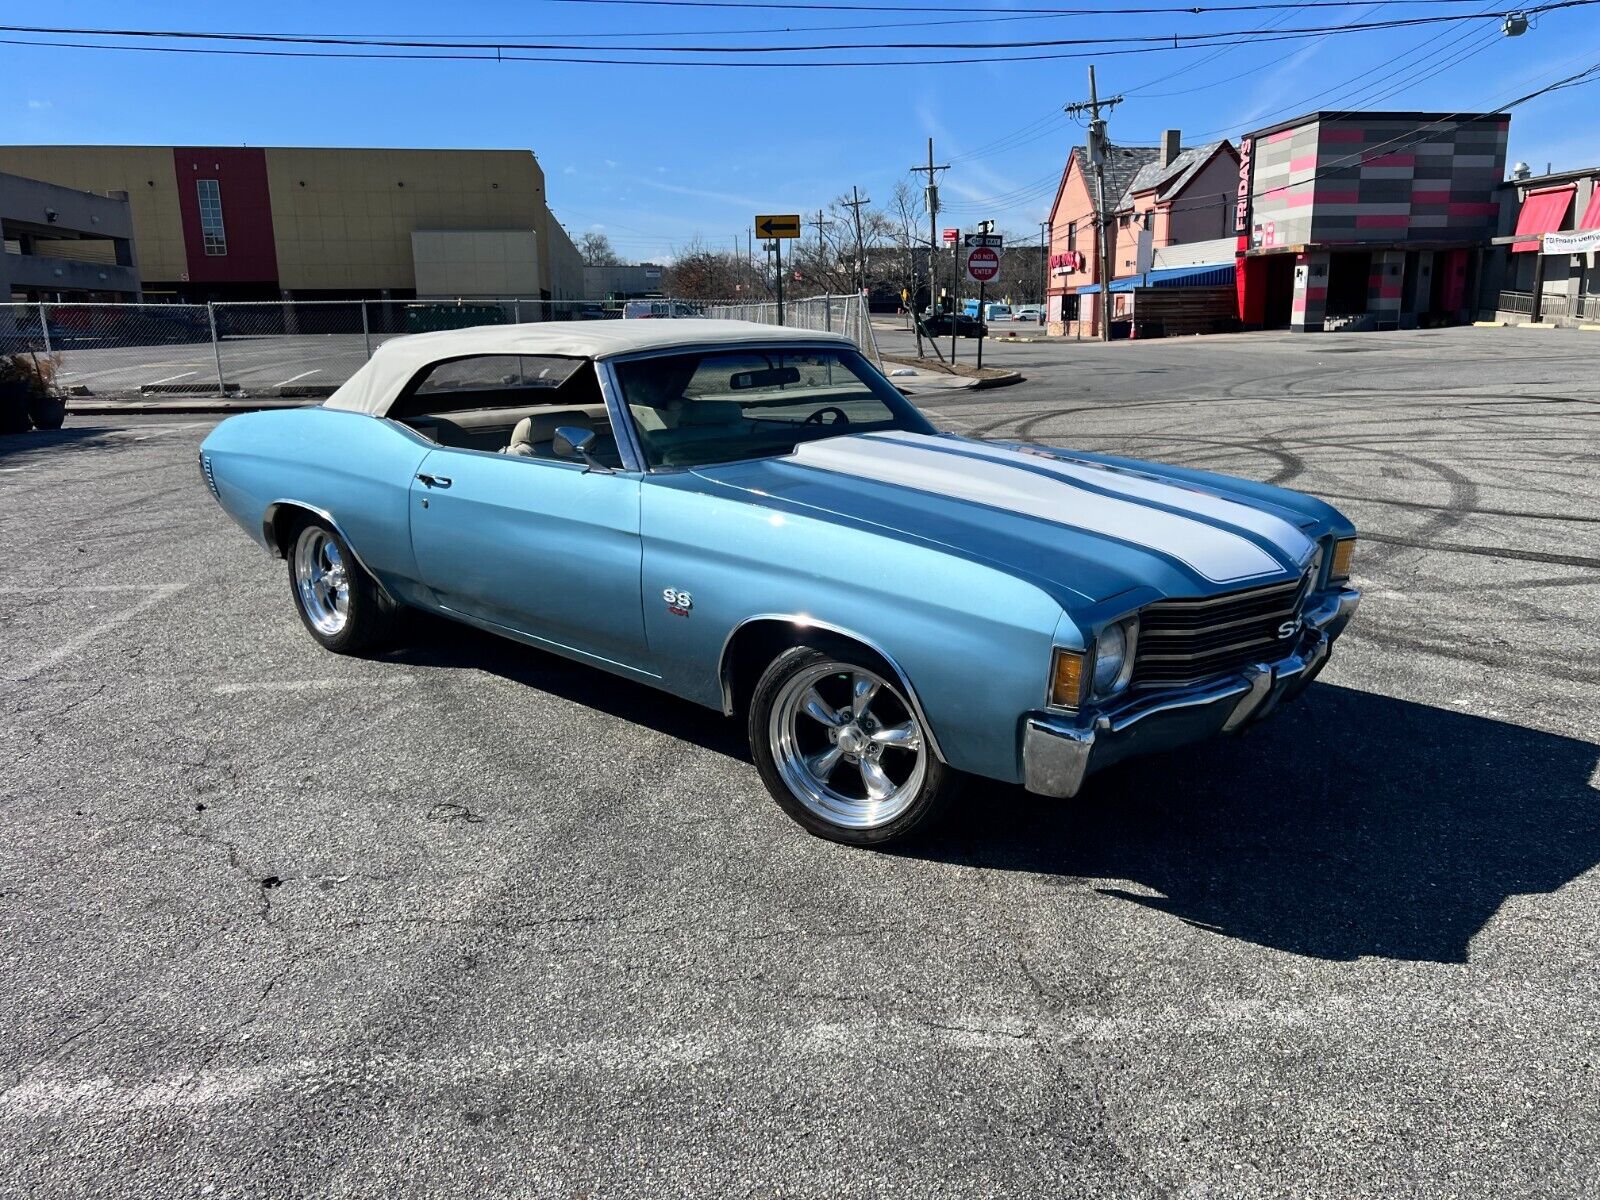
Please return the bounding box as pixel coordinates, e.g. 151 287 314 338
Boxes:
416 473 452 489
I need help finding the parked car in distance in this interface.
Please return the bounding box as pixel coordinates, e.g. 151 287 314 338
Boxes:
1013 306 1043 323
922 312 987 338
200 319 1360 846
623 300 701 319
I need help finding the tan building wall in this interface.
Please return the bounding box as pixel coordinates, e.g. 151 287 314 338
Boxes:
544 218 585 302
0 145 188 283
263 148 547 294
412 230 541 298
0 145 560 297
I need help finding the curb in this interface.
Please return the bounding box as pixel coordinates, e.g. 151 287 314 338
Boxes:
1472 320 1507 328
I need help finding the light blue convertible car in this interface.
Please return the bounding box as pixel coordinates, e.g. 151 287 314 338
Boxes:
200 319 1359 845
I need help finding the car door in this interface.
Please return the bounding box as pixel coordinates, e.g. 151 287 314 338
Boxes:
408 447 647 670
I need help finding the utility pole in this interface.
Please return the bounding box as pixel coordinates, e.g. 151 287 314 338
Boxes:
1039 220 1050 315
805 209 829 294
842 186 872 294
909 137 949 360
1064 65 1123 342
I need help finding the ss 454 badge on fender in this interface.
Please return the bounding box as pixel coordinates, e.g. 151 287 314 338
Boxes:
663 587 693 617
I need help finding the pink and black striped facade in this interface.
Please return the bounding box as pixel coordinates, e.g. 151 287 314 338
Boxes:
1244 112 1508 250
1235 111 1509 332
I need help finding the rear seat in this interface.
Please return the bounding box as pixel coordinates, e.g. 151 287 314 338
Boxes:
407 403 609 453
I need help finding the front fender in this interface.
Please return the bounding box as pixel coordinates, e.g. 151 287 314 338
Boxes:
640 479 1068 784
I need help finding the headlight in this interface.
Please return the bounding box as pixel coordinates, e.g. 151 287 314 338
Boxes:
1091 618 1138 699
1330 537 1357 582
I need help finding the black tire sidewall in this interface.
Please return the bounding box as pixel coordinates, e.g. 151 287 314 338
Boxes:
286 519 393 655
747 644 956 847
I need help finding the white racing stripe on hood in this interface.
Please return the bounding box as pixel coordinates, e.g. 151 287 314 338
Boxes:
877 432 1315 562
790 434 1292 584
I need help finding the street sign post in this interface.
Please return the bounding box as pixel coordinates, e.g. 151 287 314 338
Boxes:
755 214 801 324
941 227 959 244
964 240 1003 369
964 245 1001 284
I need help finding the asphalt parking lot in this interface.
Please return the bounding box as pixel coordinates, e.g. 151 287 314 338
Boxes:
3 325 1598 1197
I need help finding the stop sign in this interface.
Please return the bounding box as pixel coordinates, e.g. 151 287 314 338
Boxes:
965 245 1001 284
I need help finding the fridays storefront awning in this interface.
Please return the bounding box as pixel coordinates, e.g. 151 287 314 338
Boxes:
1512 185 1576 252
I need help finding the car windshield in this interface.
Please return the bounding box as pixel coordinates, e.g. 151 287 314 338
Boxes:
613 346 936 469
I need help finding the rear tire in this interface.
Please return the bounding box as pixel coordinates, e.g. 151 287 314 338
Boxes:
285 518 401 655
748 644 958 846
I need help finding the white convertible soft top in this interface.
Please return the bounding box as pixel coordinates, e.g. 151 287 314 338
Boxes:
321 318 853 417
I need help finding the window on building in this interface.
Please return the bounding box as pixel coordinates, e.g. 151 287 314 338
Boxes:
196 180 227 256
1066 221 1077 249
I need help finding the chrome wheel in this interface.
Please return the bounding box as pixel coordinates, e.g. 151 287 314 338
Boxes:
769 661 927 830
293 526 350 636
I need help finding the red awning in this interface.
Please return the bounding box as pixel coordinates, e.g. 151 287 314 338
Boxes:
1512 184 1575 252
1580 186 1600 231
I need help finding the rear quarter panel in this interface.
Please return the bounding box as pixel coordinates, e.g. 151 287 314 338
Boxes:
200 409 433 601
641 474 1068 784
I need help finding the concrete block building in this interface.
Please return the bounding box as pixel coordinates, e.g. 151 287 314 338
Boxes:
1235 111 1509 331
2 171 140 302
0 146 584 304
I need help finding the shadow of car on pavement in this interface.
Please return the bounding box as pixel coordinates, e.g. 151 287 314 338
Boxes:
386 617 1600 965
911 681 1600 963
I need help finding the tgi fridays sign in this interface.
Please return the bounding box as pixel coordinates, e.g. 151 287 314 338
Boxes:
1235 136 1254 235
1542 228 1600 257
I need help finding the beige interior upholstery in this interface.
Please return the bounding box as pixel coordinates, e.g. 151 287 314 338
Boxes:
505 409 597 457
406 403 608 453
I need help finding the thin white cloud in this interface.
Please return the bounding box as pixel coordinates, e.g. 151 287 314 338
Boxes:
635 177 761 208
26 99 51 110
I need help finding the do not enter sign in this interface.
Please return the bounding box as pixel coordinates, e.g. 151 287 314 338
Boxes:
965 245 1001 284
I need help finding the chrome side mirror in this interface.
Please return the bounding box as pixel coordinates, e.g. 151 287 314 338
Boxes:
552 426 612 472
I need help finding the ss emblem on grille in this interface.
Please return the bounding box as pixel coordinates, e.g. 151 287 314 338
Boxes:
1277 618 1302 639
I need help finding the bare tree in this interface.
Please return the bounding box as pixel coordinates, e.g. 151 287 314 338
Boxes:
661 237 744 300
577 231 622 267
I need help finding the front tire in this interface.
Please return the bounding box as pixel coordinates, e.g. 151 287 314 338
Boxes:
748 645 958 846
286 519 400 655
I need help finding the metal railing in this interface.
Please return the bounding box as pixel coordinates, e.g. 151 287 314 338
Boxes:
1 295 880 399
1495 289 1599 322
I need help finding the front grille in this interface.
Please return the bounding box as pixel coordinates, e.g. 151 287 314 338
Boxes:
1131 573 1311 689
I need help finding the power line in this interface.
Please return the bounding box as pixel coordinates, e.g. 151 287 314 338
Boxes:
1 11 1580 54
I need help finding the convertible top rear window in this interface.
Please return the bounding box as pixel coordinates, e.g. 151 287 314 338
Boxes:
615 347 934 470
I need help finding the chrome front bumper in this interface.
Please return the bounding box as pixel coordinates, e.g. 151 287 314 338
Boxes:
1022 587 1359 799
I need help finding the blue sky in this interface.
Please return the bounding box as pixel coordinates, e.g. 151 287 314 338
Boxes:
7 1 1598 260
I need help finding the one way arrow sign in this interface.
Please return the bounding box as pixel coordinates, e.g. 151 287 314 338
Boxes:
755 213 801 239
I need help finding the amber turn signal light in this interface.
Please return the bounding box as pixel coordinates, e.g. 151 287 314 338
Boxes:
1049 649 1086 709
1330 537 1356 581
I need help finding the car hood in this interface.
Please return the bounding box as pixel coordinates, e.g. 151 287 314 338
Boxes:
690 431 1325 606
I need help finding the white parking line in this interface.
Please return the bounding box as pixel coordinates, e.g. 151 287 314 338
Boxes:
214 676 416 696
4 582 189 681
144 371 197 386
274 369 321 387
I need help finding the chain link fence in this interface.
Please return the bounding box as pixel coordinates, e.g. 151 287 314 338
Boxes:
706 294 882 366
2 295 878 399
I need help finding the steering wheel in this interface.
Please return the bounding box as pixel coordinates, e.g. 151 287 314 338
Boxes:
803 406 851 427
